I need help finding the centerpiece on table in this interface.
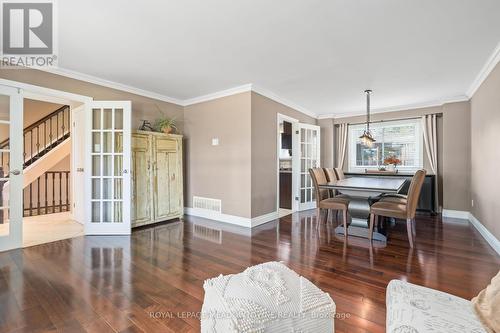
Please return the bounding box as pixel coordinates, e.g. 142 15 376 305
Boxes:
383 155 401 172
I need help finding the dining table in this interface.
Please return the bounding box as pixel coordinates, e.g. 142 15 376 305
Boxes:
319 176 407 242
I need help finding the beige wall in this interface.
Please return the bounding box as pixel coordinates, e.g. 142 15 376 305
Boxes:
470 62 500 240
0 69 184 131
183 92 252 218
318 118 334 168
328 101 471 211
250 92 316 217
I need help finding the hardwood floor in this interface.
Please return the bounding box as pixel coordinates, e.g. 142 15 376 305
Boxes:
0 211 498 332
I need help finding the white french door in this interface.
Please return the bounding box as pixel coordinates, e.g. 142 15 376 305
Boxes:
0 86 23 252
85 101 131 235
292 123 320 211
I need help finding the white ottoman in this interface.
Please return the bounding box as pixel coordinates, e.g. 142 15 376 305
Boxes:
386 280 486 333
201 261 335 333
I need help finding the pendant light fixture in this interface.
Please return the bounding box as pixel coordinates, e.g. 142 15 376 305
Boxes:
359 89 376 147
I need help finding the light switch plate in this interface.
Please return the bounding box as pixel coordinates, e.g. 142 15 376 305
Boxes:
212 138 219 146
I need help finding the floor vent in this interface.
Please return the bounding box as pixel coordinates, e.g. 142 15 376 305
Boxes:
193 196 222 213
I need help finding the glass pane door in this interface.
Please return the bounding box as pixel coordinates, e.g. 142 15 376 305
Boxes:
0 86 23 252
293 123 320 211
86 101 130 235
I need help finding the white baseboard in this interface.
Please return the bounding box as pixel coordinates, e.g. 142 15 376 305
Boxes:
184 207 279 228
442 209 499 255
251 211 279 227
442 209 470 219
468 213 500 256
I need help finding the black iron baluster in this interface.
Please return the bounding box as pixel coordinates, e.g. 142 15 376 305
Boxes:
59 172 62 211
45 173 48 214
52 172 55 213
29 183 33 216
37 126 40 158
65 172 68 211
62 110 65 138
49 117 53 147
37 176 40 216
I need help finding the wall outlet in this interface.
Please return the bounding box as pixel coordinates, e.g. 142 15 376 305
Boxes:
471 199 474 207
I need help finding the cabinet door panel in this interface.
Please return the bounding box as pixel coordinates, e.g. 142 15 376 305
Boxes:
167 152 180 215
154 137 177 221
132 135 151 225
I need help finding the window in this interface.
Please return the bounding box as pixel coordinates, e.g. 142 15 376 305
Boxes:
348 119 423 171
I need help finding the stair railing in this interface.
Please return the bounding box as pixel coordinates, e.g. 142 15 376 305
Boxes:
0 105 71 175
23 170 70 217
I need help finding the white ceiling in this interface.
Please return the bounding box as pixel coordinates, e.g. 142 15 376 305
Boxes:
57 0 500 117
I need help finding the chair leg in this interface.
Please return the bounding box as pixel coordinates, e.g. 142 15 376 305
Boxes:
369 213 375 241
407 218 414 248
411 218 416 236
317 208 321 223
343 209 348 238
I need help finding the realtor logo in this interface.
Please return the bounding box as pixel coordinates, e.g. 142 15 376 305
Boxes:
1 0 57 67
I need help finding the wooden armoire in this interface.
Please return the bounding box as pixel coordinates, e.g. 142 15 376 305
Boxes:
131 130 183 228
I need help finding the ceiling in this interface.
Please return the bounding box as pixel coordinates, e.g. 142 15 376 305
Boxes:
57 0 500 117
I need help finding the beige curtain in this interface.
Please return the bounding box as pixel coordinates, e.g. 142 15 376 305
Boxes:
422 114 439 211
336 123 348 169
421 115 438 174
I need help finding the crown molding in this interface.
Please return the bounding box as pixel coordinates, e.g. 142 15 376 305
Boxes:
466 41 500 98
40 67 185 105
251 85 318 119
182 84 252 106
318 95 469 119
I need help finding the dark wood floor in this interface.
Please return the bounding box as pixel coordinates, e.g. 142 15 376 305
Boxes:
1 211 499 333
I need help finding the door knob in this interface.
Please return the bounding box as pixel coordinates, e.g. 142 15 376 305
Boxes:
10 170 20 175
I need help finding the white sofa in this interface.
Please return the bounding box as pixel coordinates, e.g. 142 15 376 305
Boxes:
386 279 487 333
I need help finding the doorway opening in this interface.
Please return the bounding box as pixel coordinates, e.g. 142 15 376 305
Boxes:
20 98 82 247
12 94 85 247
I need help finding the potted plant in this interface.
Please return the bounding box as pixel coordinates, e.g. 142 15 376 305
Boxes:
383 155 401 172
154 117 177 134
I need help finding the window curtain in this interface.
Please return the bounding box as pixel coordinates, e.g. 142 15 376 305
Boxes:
336 123 348 169
421 115 438 174
421 114 439 210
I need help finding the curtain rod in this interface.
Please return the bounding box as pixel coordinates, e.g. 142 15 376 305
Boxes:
334 113 443 127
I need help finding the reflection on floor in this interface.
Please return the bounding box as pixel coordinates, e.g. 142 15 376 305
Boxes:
22 212 83 247
279 208 293 218
0 212 499 332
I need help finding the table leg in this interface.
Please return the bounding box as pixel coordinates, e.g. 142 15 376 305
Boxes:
334 196 387 242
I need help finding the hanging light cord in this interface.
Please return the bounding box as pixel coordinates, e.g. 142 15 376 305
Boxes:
365 89 372 133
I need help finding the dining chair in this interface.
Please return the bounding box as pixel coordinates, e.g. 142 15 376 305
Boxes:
323 168 337 182
334 168 345 180
368 169 426 247
309 168 350 237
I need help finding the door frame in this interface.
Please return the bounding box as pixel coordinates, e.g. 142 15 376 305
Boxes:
71 104 86 224
276 113 299 213
0 85 23 252
0 79 93 246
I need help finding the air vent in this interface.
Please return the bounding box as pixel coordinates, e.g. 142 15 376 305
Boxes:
193 196 222 213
